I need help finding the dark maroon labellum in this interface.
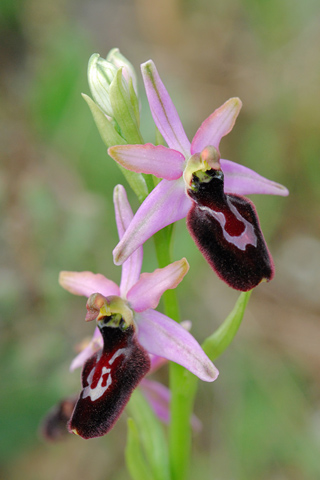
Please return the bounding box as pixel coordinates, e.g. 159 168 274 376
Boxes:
41 396 78 441
68 318 150 439
186 168 274 291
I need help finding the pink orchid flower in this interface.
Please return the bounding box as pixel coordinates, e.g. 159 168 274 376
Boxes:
108 61 288 291
69 321 201 432
41 330 200 442
58 184 218 439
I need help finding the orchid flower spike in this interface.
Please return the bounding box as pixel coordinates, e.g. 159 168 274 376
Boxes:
59 184 218 439
108 61 289 291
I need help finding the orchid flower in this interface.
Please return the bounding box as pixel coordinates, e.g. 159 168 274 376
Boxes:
108 61 289 291
67 320 201 432
58 184 218 439
41 332 201 441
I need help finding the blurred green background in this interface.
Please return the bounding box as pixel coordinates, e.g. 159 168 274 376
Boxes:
1 0 320 478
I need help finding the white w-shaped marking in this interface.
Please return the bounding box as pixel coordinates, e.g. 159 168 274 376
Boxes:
82 347 128 402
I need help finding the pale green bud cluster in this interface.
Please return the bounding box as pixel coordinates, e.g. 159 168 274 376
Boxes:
87 49 139 123
83 48 148 201
106 48 138 97
88 53 118 117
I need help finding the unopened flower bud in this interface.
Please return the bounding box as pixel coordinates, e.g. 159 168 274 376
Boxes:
107 48 138 96
87 53 118 117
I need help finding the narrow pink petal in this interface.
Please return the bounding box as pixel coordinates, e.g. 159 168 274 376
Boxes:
148 320 192 373
140 378 202 431
135 309 219 382
108 144 185 180
113 185 143 296
140 378 171 424
191 98 242 154
221 159 289 196
113 184 134 239
59 271 120 297
141 60 191 157
70 327 103 371
127 258 189 312
113 179 191 265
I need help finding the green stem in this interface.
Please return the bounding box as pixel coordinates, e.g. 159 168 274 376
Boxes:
143 173 156 199
169 366 198 480
153 227 179 321
153 226 196 480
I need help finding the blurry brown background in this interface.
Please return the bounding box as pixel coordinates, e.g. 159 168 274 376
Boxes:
1 0 320 479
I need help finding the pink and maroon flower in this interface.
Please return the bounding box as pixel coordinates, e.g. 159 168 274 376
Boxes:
58 185 218 439
67 320 201 433
108 61 288 291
